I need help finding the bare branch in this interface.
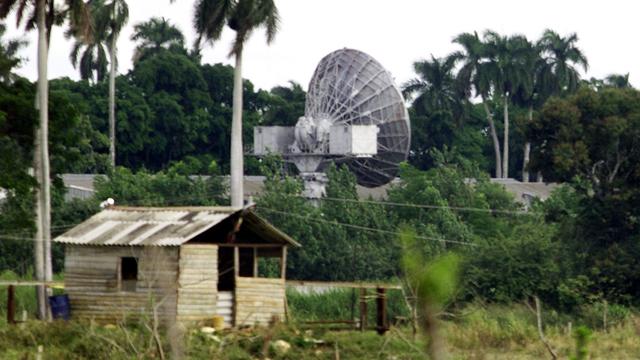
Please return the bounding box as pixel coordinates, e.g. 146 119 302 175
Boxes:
534 296 558 360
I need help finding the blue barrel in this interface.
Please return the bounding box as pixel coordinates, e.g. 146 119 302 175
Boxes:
48 294 71 320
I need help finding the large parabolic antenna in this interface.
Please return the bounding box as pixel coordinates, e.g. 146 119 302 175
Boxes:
254 48 410 197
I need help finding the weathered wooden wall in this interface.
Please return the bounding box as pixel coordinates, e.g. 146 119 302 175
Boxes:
64 246 179 323
176 244 218 323
235 277 285 326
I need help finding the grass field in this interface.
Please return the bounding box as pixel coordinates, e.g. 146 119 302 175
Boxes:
0 308 639 359
1 273 639 359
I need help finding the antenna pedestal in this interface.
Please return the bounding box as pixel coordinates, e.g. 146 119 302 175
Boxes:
300 172 328 200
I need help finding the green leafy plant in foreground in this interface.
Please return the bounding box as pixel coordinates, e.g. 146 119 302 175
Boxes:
571 325 592 360
401 227 460 360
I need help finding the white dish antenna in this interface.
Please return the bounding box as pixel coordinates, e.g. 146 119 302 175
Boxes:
254 48 411 197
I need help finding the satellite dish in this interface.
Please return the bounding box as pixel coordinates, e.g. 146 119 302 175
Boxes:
254 48 411 196
305 48 411 187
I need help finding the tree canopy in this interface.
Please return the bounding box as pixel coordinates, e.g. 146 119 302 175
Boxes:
1 18 639 313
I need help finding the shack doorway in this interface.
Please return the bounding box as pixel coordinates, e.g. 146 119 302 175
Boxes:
218 247 235 291
217 247 235 327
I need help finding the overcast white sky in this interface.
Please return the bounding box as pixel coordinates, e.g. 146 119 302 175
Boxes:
5 0 639 91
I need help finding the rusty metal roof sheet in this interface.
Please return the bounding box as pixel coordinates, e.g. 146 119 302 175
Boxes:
54 206 239 246
54 206 301 247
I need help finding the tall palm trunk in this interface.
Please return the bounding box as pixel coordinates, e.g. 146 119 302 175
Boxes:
33 131 45 319
35 0 51 320
109 35 116 168
502 92 509 179
522 106 532 182
230 50 244 208
483 100 502 178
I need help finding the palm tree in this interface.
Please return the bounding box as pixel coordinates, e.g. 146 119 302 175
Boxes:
69 0 127 168
131 16 184 63
194 0 279 208
0 0 91 319
537 29 588 95
483 31 530 178
0 22 27 83
68 0 109 83
605 73 631 89
534 29 587 182
512 38 551 182
452 31 502 178
104 0 127 168
402 55 462 118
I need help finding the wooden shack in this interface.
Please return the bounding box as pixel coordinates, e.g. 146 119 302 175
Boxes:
53 206 300 327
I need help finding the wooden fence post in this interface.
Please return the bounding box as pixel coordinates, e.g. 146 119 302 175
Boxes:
376 287 388 335
7 285 16 324
359 288 367 331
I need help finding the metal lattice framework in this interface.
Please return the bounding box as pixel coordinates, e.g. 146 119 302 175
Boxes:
305 48 410 187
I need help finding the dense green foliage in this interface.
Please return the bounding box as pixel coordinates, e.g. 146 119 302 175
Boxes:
1 16 640 317
529 87 640 305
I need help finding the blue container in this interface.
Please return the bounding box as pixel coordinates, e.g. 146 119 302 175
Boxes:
49 294 71 320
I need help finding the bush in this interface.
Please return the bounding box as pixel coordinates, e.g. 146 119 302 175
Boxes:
460 221 562 304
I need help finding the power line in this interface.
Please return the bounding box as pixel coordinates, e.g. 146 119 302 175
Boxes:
286 194 535 216
0 190 228 238
76 179 536 216
1 181 533 244
258 207 478 247
0 206 480 248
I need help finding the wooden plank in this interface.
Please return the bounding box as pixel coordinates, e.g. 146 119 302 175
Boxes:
0 281 65 287
235 300 283 306
253 247 258 277
235 284 285 291
176 305 220 312
236 277 284 285
233 247 239 278
7 285 15 324
176 244 218 323
233 290 284 296
359 288 367 332
217 291 233 299
235 285 285 292
217 244 284 248
376 287 389 335
281 246 287 279
234 275 285 326
180 244 220 250
286 280 402 290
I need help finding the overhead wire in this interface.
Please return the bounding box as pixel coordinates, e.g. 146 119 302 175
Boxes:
258 207 478 247
0 188 227 239
0 205 480 248
284 194 535 216
0 178 538 245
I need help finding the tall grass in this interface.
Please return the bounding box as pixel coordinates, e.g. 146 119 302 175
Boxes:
0 271 37 323
286 288 410 325
0 270 65 324
445 303 640 358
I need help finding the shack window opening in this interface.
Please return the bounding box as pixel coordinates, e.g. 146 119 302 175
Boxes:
120 257 138 292
256 248 283 279
257 257 282 278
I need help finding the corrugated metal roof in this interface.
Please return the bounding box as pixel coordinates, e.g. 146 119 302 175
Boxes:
54 206 238 246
